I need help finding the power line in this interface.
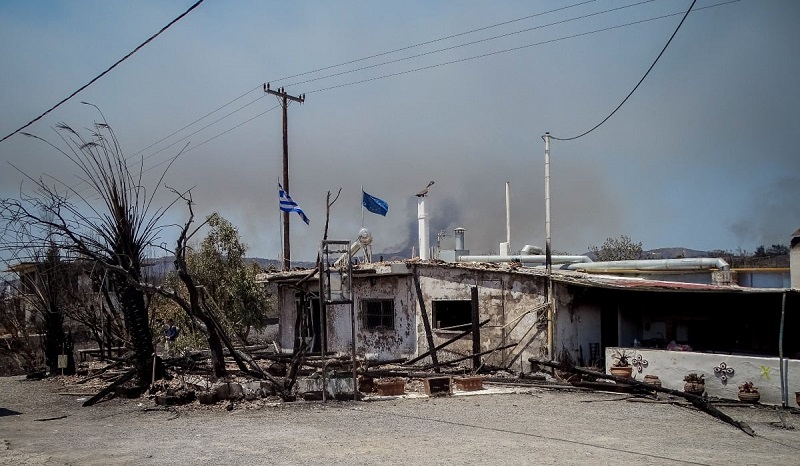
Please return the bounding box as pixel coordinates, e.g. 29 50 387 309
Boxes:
129 85 262 158
124 1 598 158
286 0 657 89
270 0 598 84
305 1 735 96
550 0 699 141
0 0 206 145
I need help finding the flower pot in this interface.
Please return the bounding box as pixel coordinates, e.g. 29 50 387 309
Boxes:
684 382 705 395
738 391 760 403
610 366 633 378
643 375 662 388
376 379 405 396
454 376 484 391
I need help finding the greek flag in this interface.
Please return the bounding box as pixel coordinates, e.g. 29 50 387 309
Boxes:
278 183 310 225
362 190 388 216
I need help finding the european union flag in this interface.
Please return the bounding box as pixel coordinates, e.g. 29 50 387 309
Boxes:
362 191 388 216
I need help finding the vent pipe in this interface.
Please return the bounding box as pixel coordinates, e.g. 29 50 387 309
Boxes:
418 197 429 260
454 227 466 251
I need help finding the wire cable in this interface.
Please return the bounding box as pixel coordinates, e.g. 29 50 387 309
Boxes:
125 1 599 159
286 0 657 89
551 0 698 141
129 85 262 159
270 0 598 84
0 0 206 145
305 1 736 96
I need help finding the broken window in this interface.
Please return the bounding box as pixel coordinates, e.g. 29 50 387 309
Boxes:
362 299 395 330
432 300 472 330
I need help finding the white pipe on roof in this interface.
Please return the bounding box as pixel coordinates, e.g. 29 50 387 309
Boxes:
520 245 543 255
563 258 730 272
457 254 590 264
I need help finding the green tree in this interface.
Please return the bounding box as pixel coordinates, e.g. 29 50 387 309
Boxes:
588 235 644 261
188 213 271 344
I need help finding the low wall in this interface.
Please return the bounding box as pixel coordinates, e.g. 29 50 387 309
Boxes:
605 347 800 406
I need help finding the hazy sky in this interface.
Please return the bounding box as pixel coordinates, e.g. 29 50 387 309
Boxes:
1 0 798 262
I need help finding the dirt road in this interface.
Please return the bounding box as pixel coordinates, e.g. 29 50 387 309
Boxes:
1 375 799 465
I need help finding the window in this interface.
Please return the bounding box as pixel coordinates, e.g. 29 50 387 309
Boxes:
362 299 395 330
432 300 473 330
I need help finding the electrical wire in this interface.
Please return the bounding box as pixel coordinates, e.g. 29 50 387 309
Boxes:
285 0 657 89
124 0 598 159
129 85 262 159
0 0 206 145
138 104 281 177
269 0 598 84
305 1 735 96
550 0 698 141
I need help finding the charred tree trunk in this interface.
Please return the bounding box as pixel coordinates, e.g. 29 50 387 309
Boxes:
114 276 155 387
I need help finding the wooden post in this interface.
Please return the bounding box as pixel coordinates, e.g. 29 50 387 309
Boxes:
412 265 439 372
471 286 480 370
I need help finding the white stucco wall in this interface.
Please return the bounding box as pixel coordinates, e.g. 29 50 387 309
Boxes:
606 347 800 406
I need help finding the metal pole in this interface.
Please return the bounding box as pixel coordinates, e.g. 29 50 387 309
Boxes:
543 132 554 359
505 181 511 250
471 286 480 371
779 292 787 406
281 95 290 271
349 257 357 401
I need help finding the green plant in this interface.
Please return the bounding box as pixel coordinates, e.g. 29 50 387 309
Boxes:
684 373 705 383
611 349 631 367
738 381 758 393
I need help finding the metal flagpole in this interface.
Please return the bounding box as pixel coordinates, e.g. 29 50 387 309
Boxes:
361 185 365 227
278 177 284 267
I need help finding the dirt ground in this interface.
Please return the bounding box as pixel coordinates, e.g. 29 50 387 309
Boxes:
1 375 800 465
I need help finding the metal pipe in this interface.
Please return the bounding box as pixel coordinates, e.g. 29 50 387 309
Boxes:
564 258 730 272
520 245 543 255
457 254 590 264
418 198 429 260
505 181 511 248
779 292 787 407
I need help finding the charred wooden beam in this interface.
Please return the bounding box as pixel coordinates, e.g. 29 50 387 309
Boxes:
531 358 755 437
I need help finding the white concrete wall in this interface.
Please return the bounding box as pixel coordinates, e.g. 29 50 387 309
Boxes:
327 275 416 360
606 347 800 406
791 239 800 289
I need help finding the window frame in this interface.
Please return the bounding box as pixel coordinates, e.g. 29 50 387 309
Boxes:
361 298 395 331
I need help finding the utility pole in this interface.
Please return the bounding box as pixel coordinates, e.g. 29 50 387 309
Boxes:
264 83 305 271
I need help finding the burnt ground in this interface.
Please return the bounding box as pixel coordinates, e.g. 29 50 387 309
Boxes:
1 375 800 465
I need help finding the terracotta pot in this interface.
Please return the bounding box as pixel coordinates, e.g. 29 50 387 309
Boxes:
738 391 760 403
684 382 705 395
454 376 484 391
643 375 662 388
610 366 633 378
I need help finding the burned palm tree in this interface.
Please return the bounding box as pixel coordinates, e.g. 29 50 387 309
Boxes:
0 108 183 387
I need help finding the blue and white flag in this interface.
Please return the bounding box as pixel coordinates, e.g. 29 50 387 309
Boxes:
278 183 310 225
362 190 388 216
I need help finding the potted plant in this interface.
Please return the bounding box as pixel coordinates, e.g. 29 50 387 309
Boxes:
738 381 760 403
609 349 633 378
683 373 705 395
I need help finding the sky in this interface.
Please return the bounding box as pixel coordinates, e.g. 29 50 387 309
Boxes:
1 0 798 263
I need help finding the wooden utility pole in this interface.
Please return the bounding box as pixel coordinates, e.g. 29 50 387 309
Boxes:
264 83 305 271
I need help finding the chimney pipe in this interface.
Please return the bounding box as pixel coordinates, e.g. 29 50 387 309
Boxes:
454 227 466 251
418 197 429 260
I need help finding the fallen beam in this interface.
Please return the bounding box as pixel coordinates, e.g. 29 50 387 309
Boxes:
404 319 491 366
82 369 136 407
420 343 517 370
531 358 755 437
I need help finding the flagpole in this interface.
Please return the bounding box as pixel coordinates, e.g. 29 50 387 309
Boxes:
361 185 364 227
278 177 284 267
